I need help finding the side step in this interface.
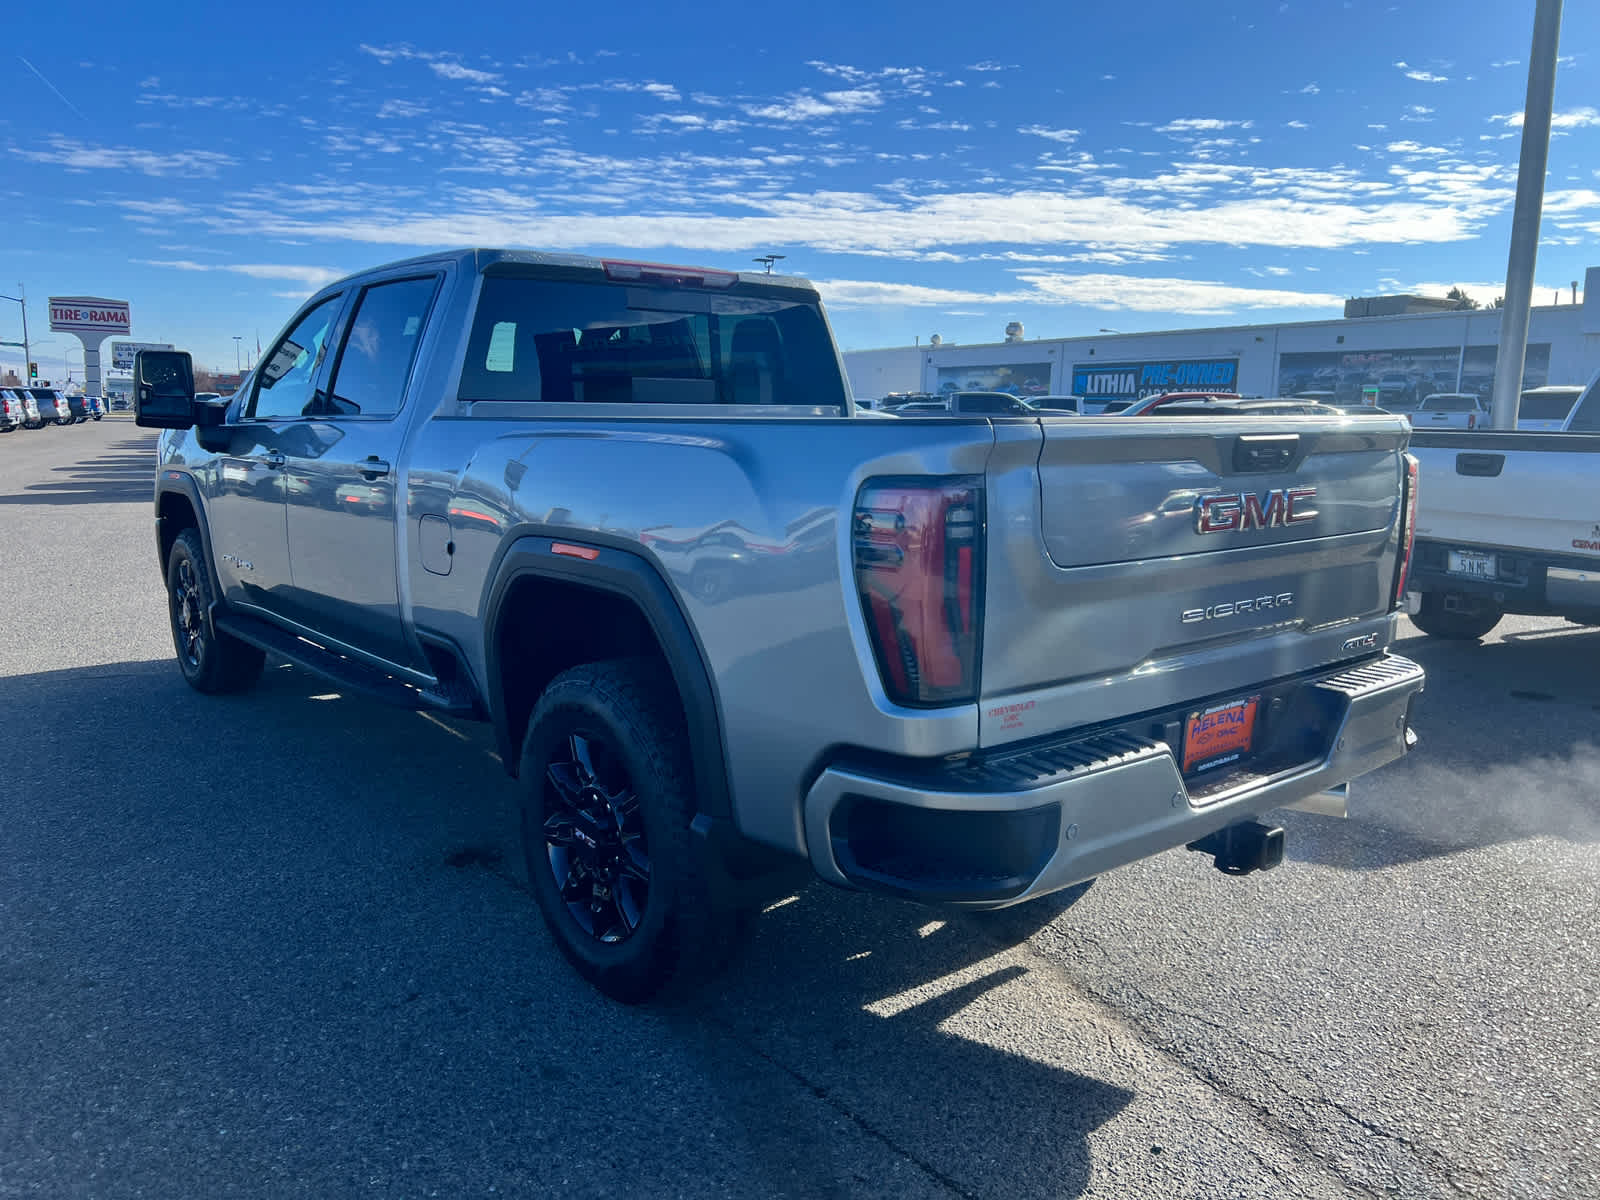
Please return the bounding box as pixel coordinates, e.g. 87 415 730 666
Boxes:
213 610 479 716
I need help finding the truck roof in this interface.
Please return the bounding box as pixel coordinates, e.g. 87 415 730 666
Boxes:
316 248 820 296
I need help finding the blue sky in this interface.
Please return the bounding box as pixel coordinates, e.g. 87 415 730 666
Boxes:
3 0 1598 378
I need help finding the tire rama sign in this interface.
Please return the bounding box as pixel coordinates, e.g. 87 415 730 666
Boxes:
48 297 131 336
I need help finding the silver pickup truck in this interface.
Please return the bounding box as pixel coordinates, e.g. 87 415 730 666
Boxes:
135 249 1424 1002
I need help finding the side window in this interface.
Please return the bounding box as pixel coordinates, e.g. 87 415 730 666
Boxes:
323 276 439 418
248 295 343 420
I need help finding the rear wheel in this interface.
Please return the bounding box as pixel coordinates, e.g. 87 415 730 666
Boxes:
166 528 266 693
518 659 737 1004
1410 590 1504 640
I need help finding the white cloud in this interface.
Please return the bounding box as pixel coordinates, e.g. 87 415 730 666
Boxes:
1492 106 1600 129
1386 140 1454 156
1299 82 1320 95
744 88 882 122
965 61 1014 72
815 272 1341 315
1157 117 1253 133
429 61 500 84
642 82 680 101
377 98 428 119
135 259 345 288
1285 120 1309 130
11 137 234 177
1492 59 1520 69
1019 124 1080 143
1404 70 1449 83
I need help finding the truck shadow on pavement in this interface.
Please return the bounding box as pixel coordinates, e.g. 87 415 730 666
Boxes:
0 435 159 505
4 657 1133 1199
1283 623 1600 872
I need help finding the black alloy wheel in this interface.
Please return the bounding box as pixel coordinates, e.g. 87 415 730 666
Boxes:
164 528 265 694
542 730 652 944
171 555 205 672
518 659 741 1003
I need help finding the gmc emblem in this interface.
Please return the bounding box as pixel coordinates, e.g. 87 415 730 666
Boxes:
1195 487 1318 534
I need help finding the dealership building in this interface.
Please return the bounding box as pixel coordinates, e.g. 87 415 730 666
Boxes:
843 266 1600 408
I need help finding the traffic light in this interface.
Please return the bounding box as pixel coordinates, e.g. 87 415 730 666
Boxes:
28 362 37 379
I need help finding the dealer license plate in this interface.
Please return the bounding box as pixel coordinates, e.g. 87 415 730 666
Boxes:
1183 696 1260 775
1447 550 1496 580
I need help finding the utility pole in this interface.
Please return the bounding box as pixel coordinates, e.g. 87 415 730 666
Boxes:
1490 0 1564 430
233 336 243 373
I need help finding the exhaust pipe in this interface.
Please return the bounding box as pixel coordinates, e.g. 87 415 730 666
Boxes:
1187 820 1285 876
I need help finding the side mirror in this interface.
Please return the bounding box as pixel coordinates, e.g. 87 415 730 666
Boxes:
134 350 198 429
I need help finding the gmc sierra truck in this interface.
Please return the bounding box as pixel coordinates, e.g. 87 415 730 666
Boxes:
136 249 1425 1002
1408 385 1600 638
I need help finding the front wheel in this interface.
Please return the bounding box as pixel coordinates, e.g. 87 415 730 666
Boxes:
1410 591 1504 640
518 659 737 1004
166 528 266 693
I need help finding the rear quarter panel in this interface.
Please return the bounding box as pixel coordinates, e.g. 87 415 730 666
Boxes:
404 415 999 854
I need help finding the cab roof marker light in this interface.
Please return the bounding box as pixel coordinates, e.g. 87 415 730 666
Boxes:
601 260 739 288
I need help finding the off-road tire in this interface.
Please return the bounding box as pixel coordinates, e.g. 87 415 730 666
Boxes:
1410 590 1504 641
166 528 266 694
518 658 737 1004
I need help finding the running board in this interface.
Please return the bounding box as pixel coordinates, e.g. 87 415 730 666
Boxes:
213 610 479 716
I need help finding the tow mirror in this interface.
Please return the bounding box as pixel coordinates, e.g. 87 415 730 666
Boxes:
134 350 198 429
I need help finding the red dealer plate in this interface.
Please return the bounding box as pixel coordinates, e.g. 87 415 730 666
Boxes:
1182 696 1260 775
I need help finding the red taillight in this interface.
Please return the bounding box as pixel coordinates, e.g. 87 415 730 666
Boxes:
1467 413 1477 429
1392 453 1419 609
601 259 738 289
853 477 984 707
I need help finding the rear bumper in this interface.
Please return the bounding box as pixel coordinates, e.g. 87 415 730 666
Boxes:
1410 538 1600 616
802 653 1425 908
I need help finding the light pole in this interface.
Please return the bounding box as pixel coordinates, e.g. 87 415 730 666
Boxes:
0 285 29 383
1490 0 1564 429
752 254 785 274
233 336 243 373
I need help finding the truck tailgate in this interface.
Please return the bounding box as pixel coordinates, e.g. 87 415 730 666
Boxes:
1410 431 1600 560
979 417 1410 747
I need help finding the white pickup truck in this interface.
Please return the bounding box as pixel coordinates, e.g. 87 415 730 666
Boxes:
1406 375 1600 638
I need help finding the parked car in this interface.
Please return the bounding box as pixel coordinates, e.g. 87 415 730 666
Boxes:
26 388 71 426
1117 391 1246 416
4 388 43 429
1149 398 1344 418
85 395 105 420
1515 385 1585 432
1409 413 1600 638
1025 394 1090 414
1411 392 1488 430
0 388 24 432
136 248 1423 1003
891 391 1037 416
63 393 91 423
1376 374 1415 407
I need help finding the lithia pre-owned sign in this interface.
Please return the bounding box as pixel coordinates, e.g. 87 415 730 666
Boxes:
1071 357 1238 404
49 297 132 336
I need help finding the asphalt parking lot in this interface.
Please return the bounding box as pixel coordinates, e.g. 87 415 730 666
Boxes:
3 419 1597 1199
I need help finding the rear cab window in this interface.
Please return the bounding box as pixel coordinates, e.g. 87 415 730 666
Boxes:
1567 377 1600 433
1518 389 1582 422
457 274 849 413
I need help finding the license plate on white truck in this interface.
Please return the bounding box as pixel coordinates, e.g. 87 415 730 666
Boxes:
1447 550 1496 579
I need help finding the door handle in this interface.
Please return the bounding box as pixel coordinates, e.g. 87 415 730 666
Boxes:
358 457 391 480
263 452 286 469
